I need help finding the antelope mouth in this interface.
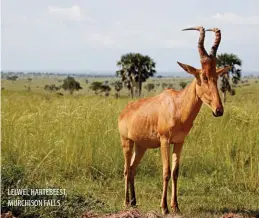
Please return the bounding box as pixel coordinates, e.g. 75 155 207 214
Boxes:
212 111 223 117
213 112 219 117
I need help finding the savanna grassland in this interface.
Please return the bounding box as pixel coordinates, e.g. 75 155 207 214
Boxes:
1 77 259 218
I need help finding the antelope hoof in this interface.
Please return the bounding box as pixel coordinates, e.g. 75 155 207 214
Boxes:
161 207 169 215
130 199 137 207
172 205 180 214
124 201 130 208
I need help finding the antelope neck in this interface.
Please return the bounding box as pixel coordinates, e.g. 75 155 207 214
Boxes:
177 79 203 124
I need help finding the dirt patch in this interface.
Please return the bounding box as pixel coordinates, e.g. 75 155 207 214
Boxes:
2 210 258 218
220 213 258 218
0 212 17 218
81 209 182 218
81 209 141 218
81 210 258 218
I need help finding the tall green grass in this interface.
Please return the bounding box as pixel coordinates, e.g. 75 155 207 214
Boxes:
1 84 259 217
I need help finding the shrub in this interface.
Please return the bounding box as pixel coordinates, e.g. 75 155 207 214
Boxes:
61 77 82 94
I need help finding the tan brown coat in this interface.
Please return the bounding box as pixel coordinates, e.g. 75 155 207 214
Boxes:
118 26 230 214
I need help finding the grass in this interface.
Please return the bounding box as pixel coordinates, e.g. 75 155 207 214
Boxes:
1 78 259 217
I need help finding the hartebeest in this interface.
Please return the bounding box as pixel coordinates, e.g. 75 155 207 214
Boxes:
118 26 230 214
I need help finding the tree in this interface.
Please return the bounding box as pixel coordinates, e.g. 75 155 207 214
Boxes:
113 81 123 98
168 84 174 89
116 53 156 98
145 83 155 92
89 81 103 95
26 78 32 92
44 84 60 92
217 53 242 103
61 76 82 94
100 84 111 97
7 75 18 83
179 81 187 89
162 83 168 89
89 82 111 96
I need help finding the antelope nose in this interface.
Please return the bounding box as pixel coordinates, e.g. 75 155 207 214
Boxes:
213 107 224 117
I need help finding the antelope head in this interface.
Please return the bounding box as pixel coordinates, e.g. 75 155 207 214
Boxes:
177 26 230 117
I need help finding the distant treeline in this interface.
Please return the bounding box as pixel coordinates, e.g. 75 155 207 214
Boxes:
1 71 190 79
1 71 117 78
2 71 259 80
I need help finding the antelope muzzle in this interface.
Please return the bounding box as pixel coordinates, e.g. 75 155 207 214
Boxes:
213 107 224 117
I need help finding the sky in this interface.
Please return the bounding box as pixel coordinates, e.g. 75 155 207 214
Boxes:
1 0 259 74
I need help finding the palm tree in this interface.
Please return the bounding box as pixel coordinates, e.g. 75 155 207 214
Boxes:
217 53 242 103
116 53 156 98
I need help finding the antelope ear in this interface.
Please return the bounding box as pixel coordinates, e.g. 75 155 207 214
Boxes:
217 66 231 76
177 61 199 76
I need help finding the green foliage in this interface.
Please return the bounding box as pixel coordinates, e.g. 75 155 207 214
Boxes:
89 81 111 96
113 81 123 93
168 83 174 89
1 164 25 189
217 53 242 67
1 164 27 217
113 80 123 98
7 75 18 82
89 81 102 94
100 84 111 92
116 53 156 97
100 84 111 96
61 76 82 94
179 81 187 89
145 83 155 92
44 84 60 92
162 83 168 89
161 83 174 89
217 53 242 102
1 163 105 217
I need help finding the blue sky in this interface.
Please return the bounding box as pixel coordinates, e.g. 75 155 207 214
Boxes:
1 0 259 74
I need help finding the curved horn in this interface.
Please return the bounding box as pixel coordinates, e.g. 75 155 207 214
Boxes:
206 28 221 57
182 26 209 59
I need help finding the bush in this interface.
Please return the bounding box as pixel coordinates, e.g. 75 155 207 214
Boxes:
89 82 103 95
162 83 168 89
145 83 155 92
44 84 60 92
179 81 187 89
61 77 82 94
1 163 105 218
90 82 111 96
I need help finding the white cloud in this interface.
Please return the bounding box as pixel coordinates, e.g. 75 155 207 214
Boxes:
48 5 93 22
212 12 259 24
